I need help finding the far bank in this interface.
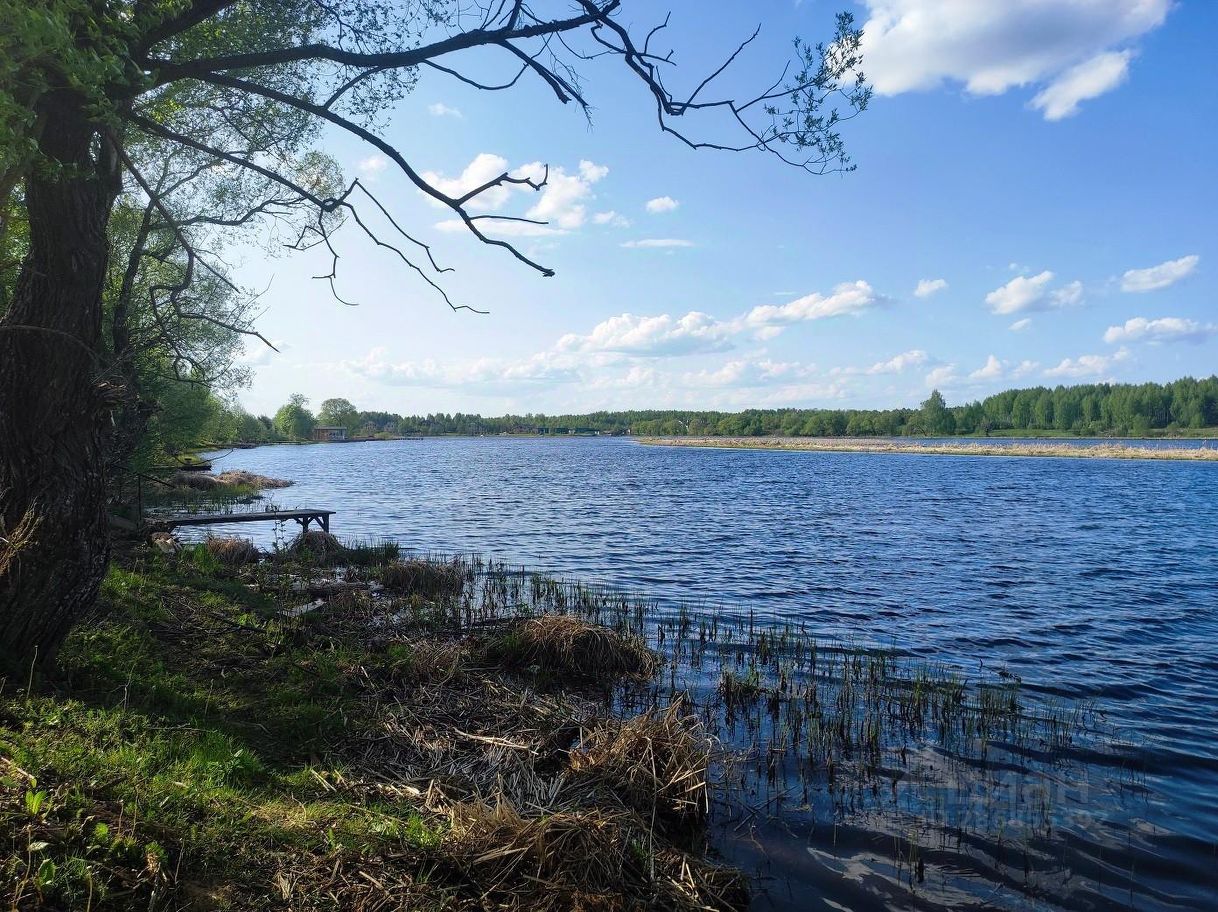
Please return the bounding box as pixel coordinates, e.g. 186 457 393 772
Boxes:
637 436 1218 461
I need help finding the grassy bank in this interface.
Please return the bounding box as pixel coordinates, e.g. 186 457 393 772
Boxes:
638 435 1218 461
0 543 739 911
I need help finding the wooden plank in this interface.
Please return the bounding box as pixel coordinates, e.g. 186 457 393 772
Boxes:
162 509 334 529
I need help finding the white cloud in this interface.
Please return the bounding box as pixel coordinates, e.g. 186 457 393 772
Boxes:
867 349 928 374
421 153 514 208
985 271 1052 314
422 155 609 233
985 271 1083 314
1009 318 1032 332
343 347 580 389
743 281 883 332
968 354 1006 381
357 155 387 175
1031 50 1133 121
561 277 887 357
914 278 948 298
240 339 285 367
557 312 733 357
1050 280 1084 308
645 196 680 214
859 0 1170 119
427 102 463 118
593 210 631 228
621 238 695 249
517 159 609 230
1120 255 1200 293
1044 347 1130 379
682 358 815 388
924 365 958 388
1103 317 1217 345
1012 359 1041 378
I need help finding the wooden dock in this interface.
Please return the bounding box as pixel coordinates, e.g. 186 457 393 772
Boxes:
157 508 334 534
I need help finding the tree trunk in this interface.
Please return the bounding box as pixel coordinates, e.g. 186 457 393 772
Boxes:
0 91 121 678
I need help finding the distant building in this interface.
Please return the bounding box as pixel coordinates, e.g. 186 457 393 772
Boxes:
312 426 348 442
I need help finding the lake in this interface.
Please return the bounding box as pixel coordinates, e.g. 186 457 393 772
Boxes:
202 437 1218 910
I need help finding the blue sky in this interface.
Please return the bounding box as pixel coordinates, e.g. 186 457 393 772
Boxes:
233 0 1217 417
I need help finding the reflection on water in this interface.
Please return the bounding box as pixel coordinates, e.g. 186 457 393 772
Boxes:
197 437 1218 910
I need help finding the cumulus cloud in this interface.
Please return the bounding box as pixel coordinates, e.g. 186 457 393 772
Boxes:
1044 347 1130 379
1031 50 1133 120
682 359 815 388
1103 317 1216 345
421 155 608 232
357 155 387 175
645 196 680 214
427 102 463 118
1009 318 1032 332
867 349 928 374
914 277 947 298
859 0 1170 119
985 271 1083 314
924 364 958 388
593 210 631 227
1120 255 1200 293
343 347 580 389
556 312 733 357
742 281 883 333
422 153 514 208
968 354 1006 381
517 159 608 230
1051 280 1084 308
620 238 695 249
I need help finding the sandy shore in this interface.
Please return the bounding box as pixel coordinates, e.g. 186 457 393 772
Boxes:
637 436 1218 461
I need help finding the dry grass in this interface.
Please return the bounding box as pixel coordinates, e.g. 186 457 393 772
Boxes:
204 535 261 566
445 801 632 899
640 436 1218 461
213 470 293 489
168 469 293 491
570 702 711 829
487 615 658 683
380 558 467 599
443 799 745 912
288 529 346 560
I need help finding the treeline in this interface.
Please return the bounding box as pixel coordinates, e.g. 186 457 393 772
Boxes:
202 377 1218 446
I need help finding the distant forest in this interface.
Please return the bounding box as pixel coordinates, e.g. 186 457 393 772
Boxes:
197 377 1218 446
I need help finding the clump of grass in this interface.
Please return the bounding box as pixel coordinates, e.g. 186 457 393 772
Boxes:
570 702 711 829
445 800 631 898
168 469 291 491
213 470 292 490
204 535 261 567
288 530 346 561
341 539 400 567
380 558 466 599
719 668 762 708
442 799 744 911
485 615 658 684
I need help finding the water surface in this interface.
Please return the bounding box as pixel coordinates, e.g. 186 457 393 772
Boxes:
200 437 1218 910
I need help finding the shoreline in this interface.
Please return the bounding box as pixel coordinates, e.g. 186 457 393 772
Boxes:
637 435 1218 461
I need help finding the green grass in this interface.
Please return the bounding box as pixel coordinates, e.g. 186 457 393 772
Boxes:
0 556 444 910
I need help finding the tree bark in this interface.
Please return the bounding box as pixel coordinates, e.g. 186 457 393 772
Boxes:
0 91 121 678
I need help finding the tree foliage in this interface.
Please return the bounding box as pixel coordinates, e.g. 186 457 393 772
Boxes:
207 377 1218 445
